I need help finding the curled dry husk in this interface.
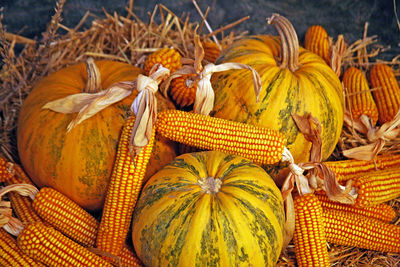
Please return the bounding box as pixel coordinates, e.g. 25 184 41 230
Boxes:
161 33 262 115
43 59 170 156
342 109 400 160
280 113 357 249
0 183 38 236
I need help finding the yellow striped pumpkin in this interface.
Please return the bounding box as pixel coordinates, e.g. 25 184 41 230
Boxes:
17 60 176 211
211 14 344 163
131 151 285 267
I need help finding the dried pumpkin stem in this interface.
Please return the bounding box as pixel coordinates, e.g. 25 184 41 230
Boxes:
84 57 102 93
267 14 300 72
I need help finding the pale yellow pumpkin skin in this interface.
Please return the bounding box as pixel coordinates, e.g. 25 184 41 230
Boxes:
17 60 176 211
211 35 344 163
132 151 285 267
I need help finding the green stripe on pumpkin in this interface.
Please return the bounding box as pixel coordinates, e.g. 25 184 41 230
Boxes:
132 151 284 267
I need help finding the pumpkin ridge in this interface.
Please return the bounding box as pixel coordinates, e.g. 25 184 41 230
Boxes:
300 70 341 157
230 194 280 265
256 68 285 114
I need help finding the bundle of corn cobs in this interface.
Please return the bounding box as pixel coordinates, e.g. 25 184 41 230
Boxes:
1 1 399 266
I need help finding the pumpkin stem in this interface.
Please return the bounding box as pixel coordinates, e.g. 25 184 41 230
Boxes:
268 14 300 72
198 177 222 195
84 57 102 93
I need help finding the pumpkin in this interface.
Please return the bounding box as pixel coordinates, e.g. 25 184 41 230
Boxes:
17 60 177 211
210 14 344 163
132 151 285 267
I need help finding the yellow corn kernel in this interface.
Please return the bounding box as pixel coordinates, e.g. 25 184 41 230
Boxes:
5 165 42 224
0 228 45 267
352 167 400 207
32 187 98 247
323 209 400 252
32 187 142 266
316 192 396 223
17 223 113 267
342 67 379 124
323 153 400 182
169 74 198 108
96 116 156 257
369 63 400 124
144 48 182 75
156 109 286 165
293 193 330 267
0 157 14 182
304 25 331 64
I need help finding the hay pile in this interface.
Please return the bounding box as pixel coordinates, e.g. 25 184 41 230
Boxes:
0 0 399 266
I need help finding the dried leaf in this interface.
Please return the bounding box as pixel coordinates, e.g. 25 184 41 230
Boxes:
291 113 322 162
0 183 38 200
194 62 261 115
43 81 136 132
193 33 205 73
286 114 357 203
342 139 385 161
130 66 170 155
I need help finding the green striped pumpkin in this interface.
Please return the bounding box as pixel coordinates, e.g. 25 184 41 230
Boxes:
210 15 344 163
132 151 285 267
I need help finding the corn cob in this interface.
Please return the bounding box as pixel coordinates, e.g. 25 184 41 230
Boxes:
369 63 400 124
32 187 142 266
156 109 286 165
342 66 379 124
316 192 396 223
323 208 400 252
169 74 198 108
323 153 400 182
0 157 14 182
352 167 400 207
202 41 222 63
96 116 155 257
5 165 42 224
0 228 45 267
144 48 182 75
17 223 113 267
304 25 331 64
293 193 330 267
32 187 98 247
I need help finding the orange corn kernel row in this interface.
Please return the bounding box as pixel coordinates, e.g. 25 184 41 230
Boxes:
0 157 14 182
316 193 396 223
0 228 45 267
5 166 42 224
304 25 331 64
323 153 400 182
156 109 286 165
323 209 400 253
342 66 379 124
202 41 222 63
352 167 400 207
96 116 156 257
32 187 98 247
293 193 330 267
144 48 182 75
369 63 400 124
169 74 198 108
17 223 113 267
32 187 142 267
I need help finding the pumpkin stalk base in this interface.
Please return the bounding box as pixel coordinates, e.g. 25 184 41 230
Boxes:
84 58 102 93
267 14 300 72
198 177 222 195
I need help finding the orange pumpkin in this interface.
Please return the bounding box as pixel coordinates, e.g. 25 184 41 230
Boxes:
17 60 176 211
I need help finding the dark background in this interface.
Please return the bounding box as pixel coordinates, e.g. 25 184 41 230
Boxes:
1 0 400 59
